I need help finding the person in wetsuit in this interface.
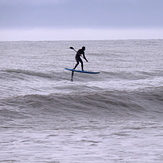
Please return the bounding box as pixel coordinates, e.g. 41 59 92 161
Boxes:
73 46 88 71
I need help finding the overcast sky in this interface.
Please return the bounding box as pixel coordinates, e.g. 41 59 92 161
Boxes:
0 0 163 40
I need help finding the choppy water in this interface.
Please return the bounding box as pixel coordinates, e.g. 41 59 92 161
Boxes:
0 40 163 163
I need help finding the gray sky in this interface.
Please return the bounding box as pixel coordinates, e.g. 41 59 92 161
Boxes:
0 0 163 40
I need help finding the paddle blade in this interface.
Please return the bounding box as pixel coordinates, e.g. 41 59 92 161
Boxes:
69 47 74 50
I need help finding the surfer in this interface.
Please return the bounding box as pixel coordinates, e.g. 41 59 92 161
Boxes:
73 46 88 71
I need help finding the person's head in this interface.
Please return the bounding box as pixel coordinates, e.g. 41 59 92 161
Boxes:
82 46 86 51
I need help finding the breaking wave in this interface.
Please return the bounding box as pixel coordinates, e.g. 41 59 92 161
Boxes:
1 88 163 124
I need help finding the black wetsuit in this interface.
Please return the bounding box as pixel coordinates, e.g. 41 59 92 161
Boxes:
73 48 87 71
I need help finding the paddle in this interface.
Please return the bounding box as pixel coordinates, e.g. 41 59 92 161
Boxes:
69 47 77 52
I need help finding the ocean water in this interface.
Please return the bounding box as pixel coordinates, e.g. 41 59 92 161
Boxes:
0 40 163 163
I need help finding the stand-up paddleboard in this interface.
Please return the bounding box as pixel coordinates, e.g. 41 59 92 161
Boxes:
65 68 100 74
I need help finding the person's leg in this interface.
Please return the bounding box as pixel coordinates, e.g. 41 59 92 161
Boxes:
77 57 84 71
73 61 79 69
80 60 84 71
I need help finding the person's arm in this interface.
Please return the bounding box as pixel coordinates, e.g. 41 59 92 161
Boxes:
83 52 88 62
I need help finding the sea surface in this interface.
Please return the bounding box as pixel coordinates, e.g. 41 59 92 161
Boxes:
0 40 163 163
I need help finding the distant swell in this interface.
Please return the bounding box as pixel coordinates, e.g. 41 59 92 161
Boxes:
4 69 53 78
0 69 63 81
101 70 163 80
